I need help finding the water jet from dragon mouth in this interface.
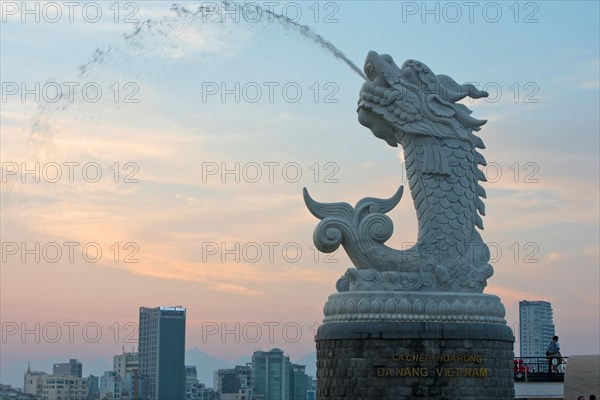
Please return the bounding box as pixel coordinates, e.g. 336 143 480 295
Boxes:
28 1 367 150
251 4 368 81
190 1 368 81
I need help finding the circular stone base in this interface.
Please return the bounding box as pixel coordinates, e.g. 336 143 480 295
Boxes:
323 291 506 324
316 322 514 400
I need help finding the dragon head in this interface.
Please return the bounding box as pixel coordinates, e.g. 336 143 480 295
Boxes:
358 51 489 147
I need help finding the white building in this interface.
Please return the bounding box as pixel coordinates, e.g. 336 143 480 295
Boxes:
519 300 556 357
99 371 122 399
41 376 88 400
23 362 93 400
23 365 47 396
112 348 141 399
113 349 138 379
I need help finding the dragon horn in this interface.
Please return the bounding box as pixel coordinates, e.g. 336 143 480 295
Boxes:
463 84 488 99
437 75 488 102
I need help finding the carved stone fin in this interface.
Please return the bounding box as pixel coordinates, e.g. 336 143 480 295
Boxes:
303 188 354 221
355 186 404 215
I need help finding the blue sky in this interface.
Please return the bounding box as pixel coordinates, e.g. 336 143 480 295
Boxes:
1 0 599 388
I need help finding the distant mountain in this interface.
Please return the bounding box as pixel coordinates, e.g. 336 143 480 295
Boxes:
185 348 236 387
296 352 317 377
234 354 251 365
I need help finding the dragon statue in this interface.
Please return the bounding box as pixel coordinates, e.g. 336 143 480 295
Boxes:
307 52 513 400
304 51 493 293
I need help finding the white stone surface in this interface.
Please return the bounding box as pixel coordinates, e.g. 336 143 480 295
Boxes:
323 291 506 324
305 52 493 293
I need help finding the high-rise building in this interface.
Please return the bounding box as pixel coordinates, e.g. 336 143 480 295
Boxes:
215 368 238 400
250 349 311 400
139 306 186 400
113 348 140 399
114 349 138 379
215 365 253 400
87 375 100 400
196 383 218 400
53 359 83 377
290 364 311 400
252 349 293 400
519 300 556 357
186 366 199 400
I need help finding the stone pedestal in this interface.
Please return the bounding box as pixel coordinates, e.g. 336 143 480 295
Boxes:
315 292 515 400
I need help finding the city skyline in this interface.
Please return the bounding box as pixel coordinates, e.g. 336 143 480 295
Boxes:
0 297 564 389
2 0 599 391
6 302 320 389
19 330 315 399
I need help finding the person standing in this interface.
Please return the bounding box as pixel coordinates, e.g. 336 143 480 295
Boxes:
546 335 561 373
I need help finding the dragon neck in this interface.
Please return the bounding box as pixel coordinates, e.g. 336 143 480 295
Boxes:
400 134 480 249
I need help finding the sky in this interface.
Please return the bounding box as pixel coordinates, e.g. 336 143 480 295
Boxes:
1 0 599 388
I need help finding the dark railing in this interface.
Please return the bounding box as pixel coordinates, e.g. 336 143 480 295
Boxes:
513 356 568 382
